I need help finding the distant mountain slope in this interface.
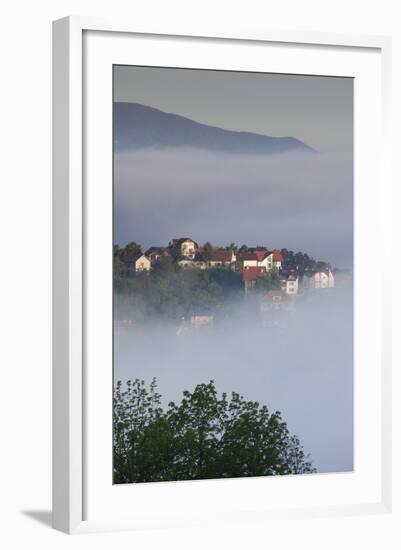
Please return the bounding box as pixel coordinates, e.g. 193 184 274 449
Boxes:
114 102 316 155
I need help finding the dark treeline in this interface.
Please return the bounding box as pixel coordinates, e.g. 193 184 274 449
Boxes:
113 379 315 484
280 248 330 273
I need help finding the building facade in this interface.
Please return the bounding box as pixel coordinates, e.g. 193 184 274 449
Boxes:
309 270 335 289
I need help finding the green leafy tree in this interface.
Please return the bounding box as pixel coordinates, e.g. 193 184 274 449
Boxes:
121 242 142 266
153 253 176 276
226 242 237 253
114 378 167 483
114 379 315 483
113 254 126 278
316 260 330 270
114 259 245 321
124 241 142 254
255 270 282 292
202 241 214 262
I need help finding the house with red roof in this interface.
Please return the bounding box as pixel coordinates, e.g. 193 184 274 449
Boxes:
242 250 269 270
208 249 236 269
270 249 283 270
242 266 267 292
241 248 283 272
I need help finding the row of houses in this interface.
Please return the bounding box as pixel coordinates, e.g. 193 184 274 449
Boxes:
128 238 237 271
126 237 335 295
240 247 335 293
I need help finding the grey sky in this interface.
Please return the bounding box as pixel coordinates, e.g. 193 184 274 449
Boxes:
114 65 353 154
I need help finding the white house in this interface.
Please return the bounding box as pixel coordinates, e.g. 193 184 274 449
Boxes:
177 259 207 269
269 249 283 271
309 270 335 289
170 237 198 259
208 249 236 268
132 254 151 273
280 273 299 295
242 249 283 271
242 250 269 270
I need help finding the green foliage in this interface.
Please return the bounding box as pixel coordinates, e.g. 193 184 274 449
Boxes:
234 259 243 272
123 241 142 256
201 241 214 261
280 248 330 273
114 260 243 322
154 253 176 276
113 255 126 278
255 269 282 291
114 379 316 483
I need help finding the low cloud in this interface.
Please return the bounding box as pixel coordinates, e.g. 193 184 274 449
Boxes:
114 148 353 269
115 286 353 474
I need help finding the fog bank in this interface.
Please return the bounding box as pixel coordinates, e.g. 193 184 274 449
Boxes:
114 286 353 474
114 149 353 269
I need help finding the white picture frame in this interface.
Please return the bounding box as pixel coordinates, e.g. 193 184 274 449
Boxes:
52 16 392 534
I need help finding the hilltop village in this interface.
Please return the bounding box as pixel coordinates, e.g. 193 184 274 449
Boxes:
114 237 342 328
115 237 335 291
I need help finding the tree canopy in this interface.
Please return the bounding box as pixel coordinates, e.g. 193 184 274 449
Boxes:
201 241 214 261
114 379 315 484
114 259 243 322
255 269 282 291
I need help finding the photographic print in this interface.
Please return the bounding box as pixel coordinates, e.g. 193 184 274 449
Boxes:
113 66 353 484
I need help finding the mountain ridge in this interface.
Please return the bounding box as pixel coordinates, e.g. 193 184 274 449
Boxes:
114 102 317 155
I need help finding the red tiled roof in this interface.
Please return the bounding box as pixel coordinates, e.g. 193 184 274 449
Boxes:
242 251 268 262
242 266 267 282
273 249 283 262
242 248 283 262
210 250 233 262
